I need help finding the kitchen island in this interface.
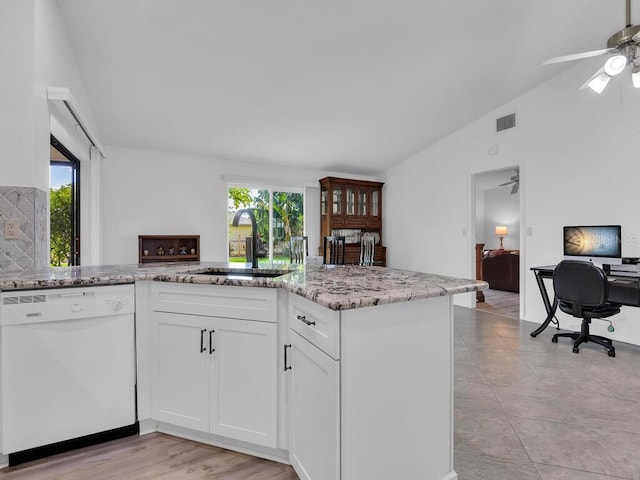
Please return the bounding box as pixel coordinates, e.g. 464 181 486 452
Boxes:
0 263 486 480
0 262 485 308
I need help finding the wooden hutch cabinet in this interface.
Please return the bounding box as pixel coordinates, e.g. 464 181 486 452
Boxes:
138 235 200 263
319 177 386 266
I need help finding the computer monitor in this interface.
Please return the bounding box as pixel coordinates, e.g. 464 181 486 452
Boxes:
563 225 622 265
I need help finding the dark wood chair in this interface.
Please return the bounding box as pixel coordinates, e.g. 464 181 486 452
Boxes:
552 260 620 357
290 236 308 264
323 236 346 265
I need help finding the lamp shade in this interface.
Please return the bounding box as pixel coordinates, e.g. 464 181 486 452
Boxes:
632 67 640 88
587 71 611 94
495 226 508 236
604 54 627 76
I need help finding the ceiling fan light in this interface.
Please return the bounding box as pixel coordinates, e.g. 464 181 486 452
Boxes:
632 67 640 88
587 72 611 93
604 54 627 76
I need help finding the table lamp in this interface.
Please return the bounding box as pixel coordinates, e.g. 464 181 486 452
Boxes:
495 226 508 250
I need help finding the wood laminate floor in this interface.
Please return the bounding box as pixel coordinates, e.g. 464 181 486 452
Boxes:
0 433 299 480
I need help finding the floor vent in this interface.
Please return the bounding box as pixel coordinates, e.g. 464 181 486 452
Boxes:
496 113 516 132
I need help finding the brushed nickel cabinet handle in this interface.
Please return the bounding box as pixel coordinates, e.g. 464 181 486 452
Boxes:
297 314 316 326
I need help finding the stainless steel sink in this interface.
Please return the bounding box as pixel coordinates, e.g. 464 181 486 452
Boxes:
195 269 289 279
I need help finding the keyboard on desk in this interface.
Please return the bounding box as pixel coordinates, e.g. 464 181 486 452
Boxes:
609 277 639 284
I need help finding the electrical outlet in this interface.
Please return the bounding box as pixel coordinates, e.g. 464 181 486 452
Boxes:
4 219 20 239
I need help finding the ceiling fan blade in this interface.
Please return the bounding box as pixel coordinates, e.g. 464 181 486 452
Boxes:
542 48 614 65
511 183 519 195
498 181 513 187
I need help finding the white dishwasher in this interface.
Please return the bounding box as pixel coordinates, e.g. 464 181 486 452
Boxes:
1 284 136 458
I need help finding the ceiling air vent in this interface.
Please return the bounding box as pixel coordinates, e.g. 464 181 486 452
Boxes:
496 113 516 133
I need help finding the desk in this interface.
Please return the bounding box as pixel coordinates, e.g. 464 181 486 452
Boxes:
530 265 640 337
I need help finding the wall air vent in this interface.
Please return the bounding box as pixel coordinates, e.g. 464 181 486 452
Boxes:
496 113 516 133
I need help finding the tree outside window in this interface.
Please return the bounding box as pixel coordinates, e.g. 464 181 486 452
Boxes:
228 186 304 264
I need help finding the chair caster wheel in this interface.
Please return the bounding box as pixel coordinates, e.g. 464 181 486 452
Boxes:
552 337 558 343
572 347 579 354
608 351 616 357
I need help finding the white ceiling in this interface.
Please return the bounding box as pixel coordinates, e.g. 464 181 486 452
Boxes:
56 0 628 175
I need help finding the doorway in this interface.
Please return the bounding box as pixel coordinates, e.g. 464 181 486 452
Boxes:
50 135 80 266
472 167 521 318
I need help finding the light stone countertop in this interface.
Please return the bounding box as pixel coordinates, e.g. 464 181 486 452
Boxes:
0 262 488 311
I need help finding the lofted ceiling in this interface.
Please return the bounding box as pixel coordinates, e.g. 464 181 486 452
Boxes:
56 0 627 175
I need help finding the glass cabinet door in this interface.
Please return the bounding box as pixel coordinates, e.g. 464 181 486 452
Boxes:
358 188 367 216
346 187 355 215
332 187 342 214
371 190 380 216
321 189 327 215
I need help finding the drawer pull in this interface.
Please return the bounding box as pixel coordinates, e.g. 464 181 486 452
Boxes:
209 329 215 354
200 329 207 353
297 314 316 326
284 344 292 371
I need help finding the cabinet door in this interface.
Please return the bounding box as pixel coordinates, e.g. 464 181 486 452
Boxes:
152 312 210 431
209 318 278 447
288 330 340 480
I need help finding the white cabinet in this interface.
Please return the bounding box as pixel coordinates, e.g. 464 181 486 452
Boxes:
287 292 456 480
150 283 278 449
153 312 210 431
209 317 277 443
287 294 340 480
288 331 340 480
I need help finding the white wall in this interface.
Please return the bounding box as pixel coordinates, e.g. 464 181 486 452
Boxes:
100 146 377 264
383 58 640 345
35 0 100 162
0 0 102 267
34 0 104 265
0 0 36 188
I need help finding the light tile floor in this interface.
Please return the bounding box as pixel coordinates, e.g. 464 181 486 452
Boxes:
454 306 640 480
475 288 520 319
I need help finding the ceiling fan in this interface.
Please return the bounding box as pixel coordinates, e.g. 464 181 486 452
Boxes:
543 0 640 93
499 168 519 194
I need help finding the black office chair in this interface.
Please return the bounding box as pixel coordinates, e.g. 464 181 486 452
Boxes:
323 236 346 265
290 236 308 264
552 260 619 357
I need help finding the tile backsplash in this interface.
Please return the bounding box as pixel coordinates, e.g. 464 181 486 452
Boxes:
0 186 48 272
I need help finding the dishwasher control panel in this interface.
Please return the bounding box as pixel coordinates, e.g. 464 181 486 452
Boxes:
1 284 135 326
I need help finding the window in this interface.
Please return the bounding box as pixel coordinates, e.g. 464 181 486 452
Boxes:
228 185 304 264
50 136 80 266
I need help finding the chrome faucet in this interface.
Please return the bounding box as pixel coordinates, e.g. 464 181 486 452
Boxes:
232 208 259 268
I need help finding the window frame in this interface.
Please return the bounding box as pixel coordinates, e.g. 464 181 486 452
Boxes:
227 182 305 265
50 135 81 266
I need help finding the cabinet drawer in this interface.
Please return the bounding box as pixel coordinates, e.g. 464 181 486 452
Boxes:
151 282 277 322
346 217 368 228
289 293 340 359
